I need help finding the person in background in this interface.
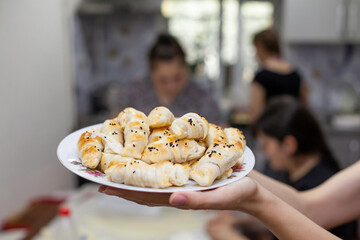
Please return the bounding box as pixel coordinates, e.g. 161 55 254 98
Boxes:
108 33 221 124
207 97 357 240
250 29 307 122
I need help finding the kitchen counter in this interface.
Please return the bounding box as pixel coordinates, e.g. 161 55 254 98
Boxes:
323 124 360 136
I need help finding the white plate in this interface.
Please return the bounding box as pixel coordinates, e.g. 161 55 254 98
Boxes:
57 123 255 193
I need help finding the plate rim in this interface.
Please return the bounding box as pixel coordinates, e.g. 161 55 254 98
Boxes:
57 123 255 193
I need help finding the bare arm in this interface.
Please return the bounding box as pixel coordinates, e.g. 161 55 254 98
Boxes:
249 161 360 229
248 184 339 240
304 160 360 228
99 177 339 240
250 82 265 123
248 170 309 213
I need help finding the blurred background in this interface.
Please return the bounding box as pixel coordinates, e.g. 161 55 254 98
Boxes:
1 0 360 239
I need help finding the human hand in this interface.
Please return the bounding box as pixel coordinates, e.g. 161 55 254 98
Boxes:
98 177 260 212
98 184 172 207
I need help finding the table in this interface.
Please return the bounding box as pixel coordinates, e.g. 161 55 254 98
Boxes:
34 184 213 240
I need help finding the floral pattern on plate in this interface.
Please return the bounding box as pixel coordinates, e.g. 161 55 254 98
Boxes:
71 160 105 177
232 163 246 172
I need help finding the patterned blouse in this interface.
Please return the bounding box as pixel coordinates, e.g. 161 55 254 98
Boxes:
108 78 221 124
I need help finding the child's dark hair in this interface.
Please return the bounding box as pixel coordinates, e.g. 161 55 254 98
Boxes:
253 97 340 171
148 33 186 69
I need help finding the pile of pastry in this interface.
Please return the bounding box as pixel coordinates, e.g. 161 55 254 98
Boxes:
77 106 246 188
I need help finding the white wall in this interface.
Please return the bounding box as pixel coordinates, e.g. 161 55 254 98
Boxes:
0 0 76 219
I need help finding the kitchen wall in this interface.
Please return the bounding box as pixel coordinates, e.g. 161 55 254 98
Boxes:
0 0 78 219
285 44 360 170
74 6 166 126
286 44 360 118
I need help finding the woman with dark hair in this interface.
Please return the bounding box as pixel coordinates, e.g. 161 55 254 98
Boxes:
250 29 307 122
254 97 340 185
108 33 221 124
206 97 356 240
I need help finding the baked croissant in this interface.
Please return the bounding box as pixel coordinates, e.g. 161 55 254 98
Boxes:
170 113 209 139
237 154 245 166
100 153 133 172
99 119 124 154
141 136 206 164
217 168 233 180
224 128 246 166
105 160 171 188
197 139 207 148
148 106 175 128
115 107 136 130
77 129 104 169
121 109 150 159
154 161 190 186
148 127 173 144
205 123 227 147
190 143 240 187
224 128 246 153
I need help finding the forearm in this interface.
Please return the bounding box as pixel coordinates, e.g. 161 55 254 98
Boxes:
242 184 340 240
304 161 360 228
248 171 309 214
250 162 360 229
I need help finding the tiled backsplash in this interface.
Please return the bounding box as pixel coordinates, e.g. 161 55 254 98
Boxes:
74 12 166 118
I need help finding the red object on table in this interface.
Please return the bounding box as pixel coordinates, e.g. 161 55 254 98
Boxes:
1 196 66 240
58 206 71 216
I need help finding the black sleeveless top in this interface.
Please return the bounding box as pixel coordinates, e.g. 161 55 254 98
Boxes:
253 69 302 102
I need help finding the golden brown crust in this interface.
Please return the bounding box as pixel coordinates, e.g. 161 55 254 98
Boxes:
190 143 240 186
106 160 171 188
224 128 246 152
148 106 175 128
77 130 103 169
100 153 133 172
170 113 209 139
141 136 205 164
148 127 170 144
121 109 150 159
205 123 227 147
100 119 124 153
154 161 190 186
115 107 136 130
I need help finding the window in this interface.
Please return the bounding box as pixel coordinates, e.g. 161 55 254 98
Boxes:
240 1 274 83
161 0 239 82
